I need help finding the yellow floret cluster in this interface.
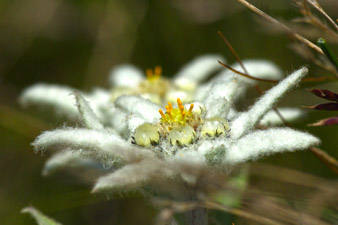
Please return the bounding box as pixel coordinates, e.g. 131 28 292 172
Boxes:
159 98 195 129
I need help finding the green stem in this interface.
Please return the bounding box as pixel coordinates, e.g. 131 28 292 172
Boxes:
317 38 338 70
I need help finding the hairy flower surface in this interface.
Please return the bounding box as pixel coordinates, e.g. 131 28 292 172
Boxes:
28 66 320 193
20 55 292 126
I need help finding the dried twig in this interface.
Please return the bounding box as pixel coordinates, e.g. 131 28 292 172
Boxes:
218 60 335 83
309 146 338 174
235 0 338 174
237 0 323 55
218 61 279 83
305 0 338 32
217 31 249 74
297 1 338 39
154 199 283 225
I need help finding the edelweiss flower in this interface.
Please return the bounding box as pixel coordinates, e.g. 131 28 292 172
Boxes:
19 55 224 124
20 54 303 128
110 54 225 104
30 66 319 193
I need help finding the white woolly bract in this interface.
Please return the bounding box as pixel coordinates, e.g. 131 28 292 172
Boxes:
92 159 168 192
32 128 154 163
109 64 144 88
74 92 104 130
203 79 239 118
231 59 283 83
43 150 100 176
19 84 112 123
260 108 305 126
127 115 147 134
19 83 78 119
110 108 129 136
230 67 308 139
224 128 320 165
86 88 113 120
174 54 224 90
21 206 62 225
114 95 161 122
111 108 147 136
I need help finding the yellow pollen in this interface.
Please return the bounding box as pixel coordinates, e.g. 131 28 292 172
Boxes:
159 109 166 119
146 68 153 78
188 104 194 114
168 102 173 110
159 98 195 127
154 66 162 76
146 66 162 81
177 98 184 113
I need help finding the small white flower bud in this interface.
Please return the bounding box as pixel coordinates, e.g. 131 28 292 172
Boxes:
134 123 160 148
168 125 195 146
201 117 230 137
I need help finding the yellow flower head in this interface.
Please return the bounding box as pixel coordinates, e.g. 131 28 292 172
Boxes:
159 98 195 129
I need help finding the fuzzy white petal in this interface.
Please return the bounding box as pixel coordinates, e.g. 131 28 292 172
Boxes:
231 59 283 84
92 159 166 192
174 54 224 90
260 108 305 126
224 128 320 165
110 108 129 137
32 128 153 162
230 67 308 139
203 79 239 118
171 150 207 166
43 150 100 176
114 95 161 122
109 64 144 88
86 88 113 120
74 92 104 130
227 108 238 120
20 83 77 119
128 115 147 134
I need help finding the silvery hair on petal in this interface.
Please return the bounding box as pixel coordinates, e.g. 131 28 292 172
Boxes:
174 54 225 90
109 64 144 88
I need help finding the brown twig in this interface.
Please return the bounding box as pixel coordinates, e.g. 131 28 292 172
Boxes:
218 61 279 83
309 146 338 174
237 0 324 55
218 30 292 126
218 60 334 83
218 42 338 175
298 1 338 39
217 31 249 74
154 199 283 225
305 0 338 32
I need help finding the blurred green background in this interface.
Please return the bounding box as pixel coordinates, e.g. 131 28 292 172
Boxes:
1 0 338 224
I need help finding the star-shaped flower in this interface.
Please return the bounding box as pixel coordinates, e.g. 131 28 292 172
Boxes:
19 55 224 122
20 55 297 127
31 66 319 193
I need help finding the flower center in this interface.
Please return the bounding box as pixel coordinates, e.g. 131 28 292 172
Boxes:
146 66 162 82
158 98 194 129
133 98 230 149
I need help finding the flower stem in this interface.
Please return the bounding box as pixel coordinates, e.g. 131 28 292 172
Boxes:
185 207 208 225
184 186 208 225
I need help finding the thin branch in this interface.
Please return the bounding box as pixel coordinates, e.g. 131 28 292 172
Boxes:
305 0 338 32
204 201 284 225
298 1 338 39
218 61 279 83
219 60 334 83
218 30 293 132
217 31 249 74
154 199 283 225
309 146 338 174
237 0 324 55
